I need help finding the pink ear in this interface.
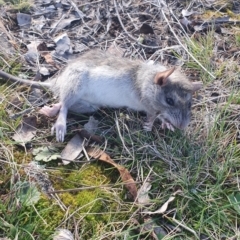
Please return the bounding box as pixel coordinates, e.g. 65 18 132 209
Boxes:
154 67 175 86
192 81 203 92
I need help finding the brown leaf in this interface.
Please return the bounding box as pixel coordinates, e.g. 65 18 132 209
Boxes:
78 129 104 145
61 134 84 165
37 42 55 65
41 52 55 64
12 116 37 145
37 42 48 51
139 23 154 34
87 147 137 200
83 116 99 134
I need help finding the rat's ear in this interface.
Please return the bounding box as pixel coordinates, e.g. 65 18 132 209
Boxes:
192 81 203 92
154 67 175 86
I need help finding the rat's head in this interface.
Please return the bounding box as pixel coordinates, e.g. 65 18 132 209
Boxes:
152 67 202 130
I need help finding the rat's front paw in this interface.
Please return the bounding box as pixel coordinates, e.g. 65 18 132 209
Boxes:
161 120 175 131
143 122 153 131
51 122 67 142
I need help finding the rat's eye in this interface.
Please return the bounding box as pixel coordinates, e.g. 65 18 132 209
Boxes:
166 97 174 106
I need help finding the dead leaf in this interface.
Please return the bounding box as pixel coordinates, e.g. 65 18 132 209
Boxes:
55 17 80 32
17 13 32 28
142 190 182 214
24 161 55 196
37 42 55 65
39 67 50 76
139 23 154 34
141 217 167 239
87 147 137 200
84 116 99 134
61 134 84 165
137 181 151 204
180 17 191 28
54 33 73 59
37 42 48 51
32 15 46 33
41 52 55 64
181 9 198 17
78 129 104 144
12 116 37 145
53 229 74 240
24 41 41 64
193 25 204 31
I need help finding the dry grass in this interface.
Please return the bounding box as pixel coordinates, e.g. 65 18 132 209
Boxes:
1 0 240 239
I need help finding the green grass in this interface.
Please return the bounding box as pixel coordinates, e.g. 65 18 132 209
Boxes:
1 74 240 239
185 31 215 83
1 0 240 239
1 0 32 11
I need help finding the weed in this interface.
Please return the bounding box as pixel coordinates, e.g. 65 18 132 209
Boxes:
185 31 215 83
2 0 32 11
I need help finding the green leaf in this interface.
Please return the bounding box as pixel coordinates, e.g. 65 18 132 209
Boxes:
228 193 240 215
32 147 61 162
14 181 40 206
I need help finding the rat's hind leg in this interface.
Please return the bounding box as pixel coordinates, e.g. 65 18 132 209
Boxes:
51 103 68 142
39 103 62 117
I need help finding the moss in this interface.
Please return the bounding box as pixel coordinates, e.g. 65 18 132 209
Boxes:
235 34 240 46
48 163 135 237
35 197 65 233
215 62 226 78
54 163 112 190
226 9 240 20
0 55 22 74
58 164 117 218
13 150 32 164
202 8 240 21
0 195 63 239
2 0 33 12
60 188 129 236
201 10 223 20
69 164 110 186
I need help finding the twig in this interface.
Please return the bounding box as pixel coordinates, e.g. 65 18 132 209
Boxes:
67 0 85 18
115 112 134 158
114 0 180 51
47 183 127 194
158 2 216 79
148 45 181 60
0 56 10 68
78 0 104 7
164 215 199 239
68 0 98 43
49 13 67 35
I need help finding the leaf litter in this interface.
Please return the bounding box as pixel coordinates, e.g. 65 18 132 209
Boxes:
12 115 37 145
1 0 240 238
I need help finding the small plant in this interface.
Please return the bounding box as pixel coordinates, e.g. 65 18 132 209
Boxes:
235 34 240 46
185 31 215 83
2 0 32 11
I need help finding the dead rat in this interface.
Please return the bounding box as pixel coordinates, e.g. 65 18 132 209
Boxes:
0 50 203 142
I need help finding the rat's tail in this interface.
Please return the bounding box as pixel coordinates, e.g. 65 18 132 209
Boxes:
0 70 51 89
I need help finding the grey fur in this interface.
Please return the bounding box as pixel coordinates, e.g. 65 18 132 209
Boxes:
0 50 203 141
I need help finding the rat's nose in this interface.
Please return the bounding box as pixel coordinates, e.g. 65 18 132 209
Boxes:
178 120 190 130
